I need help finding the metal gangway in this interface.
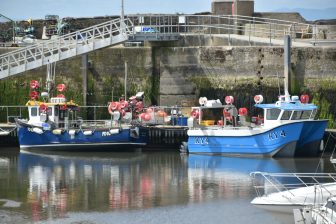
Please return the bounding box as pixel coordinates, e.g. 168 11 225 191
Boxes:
0 14 333 79
0 18 134 79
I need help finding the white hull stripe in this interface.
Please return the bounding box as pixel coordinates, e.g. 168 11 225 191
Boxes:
20 142 146 148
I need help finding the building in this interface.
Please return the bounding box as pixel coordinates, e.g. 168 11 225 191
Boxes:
211 0 254 17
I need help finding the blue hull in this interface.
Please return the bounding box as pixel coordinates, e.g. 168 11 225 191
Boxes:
295 120 328 156
188 122 307 157
17 126 147 150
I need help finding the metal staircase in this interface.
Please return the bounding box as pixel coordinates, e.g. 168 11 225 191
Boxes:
0 18 134 79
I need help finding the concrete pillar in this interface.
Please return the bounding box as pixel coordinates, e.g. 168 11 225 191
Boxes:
81 54 88 106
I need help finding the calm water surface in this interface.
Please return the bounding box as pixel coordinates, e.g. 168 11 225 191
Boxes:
0 147 335 224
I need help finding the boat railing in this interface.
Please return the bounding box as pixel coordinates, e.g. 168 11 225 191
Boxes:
251 172 336 197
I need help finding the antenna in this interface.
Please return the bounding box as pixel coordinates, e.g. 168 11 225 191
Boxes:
284 35 291 102
121 0 124 20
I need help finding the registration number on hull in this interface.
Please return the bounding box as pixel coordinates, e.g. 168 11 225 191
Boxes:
194 137 209 145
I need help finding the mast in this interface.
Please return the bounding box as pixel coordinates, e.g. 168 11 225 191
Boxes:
284 35 291 102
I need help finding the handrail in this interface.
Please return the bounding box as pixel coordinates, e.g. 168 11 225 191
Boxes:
251 172 336 197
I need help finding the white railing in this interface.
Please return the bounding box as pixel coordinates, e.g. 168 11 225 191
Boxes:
251 172 336 196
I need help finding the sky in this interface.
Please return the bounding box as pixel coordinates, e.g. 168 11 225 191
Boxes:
1 0 335 20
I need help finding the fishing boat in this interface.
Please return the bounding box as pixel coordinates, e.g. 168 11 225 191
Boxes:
182 93 327 157
16 64 147 150
182 36 327 157
250 172 336 214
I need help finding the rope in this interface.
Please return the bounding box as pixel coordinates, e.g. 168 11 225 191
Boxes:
314 133 331 174
0 126 16 134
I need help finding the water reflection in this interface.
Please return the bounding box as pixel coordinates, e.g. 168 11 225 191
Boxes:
0 149 335 223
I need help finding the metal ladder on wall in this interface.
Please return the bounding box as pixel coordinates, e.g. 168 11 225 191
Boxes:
0 18 134 79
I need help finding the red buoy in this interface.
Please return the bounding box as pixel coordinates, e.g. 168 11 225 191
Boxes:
39 104 48 112
238 108 248 116
191 109 200 119
29 91 39 100
300 95 310 104
60 105 67 110
218 120 224 126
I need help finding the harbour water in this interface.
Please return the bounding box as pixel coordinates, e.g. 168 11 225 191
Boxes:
0 147 335 224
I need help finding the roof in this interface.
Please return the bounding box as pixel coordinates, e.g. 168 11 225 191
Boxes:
26 100 79 107
255 101 317 111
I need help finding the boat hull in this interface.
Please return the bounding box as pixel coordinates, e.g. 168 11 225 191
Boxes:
295 120 328 156
17 125 147 150
187 122 305 157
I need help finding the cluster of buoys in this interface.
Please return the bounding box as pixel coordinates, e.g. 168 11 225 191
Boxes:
139 107 167 122
29 80 40 100
108 95 146 120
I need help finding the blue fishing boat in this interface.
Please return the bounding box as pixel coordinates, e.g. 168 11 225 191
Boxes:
16 64 147 150
183 36 327 157
183 94 327 157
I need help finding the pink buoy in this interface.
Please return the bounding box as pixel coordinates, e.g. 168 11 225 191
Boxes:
120 100 128 109
135 101 144 112
140 113 147 120
225 96 234 105
110 102 119 111
217 120 224 126
30 80 40 89
144 113 151 121
56 84 66 92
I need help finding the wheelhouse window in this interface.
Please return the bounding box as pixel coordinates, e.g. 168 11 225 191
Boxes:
266 108 281 120
311 109 317 119
291 111 303 120
281 110 292 120
54 107 59 117
31 107 38 117
301 110 312 119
